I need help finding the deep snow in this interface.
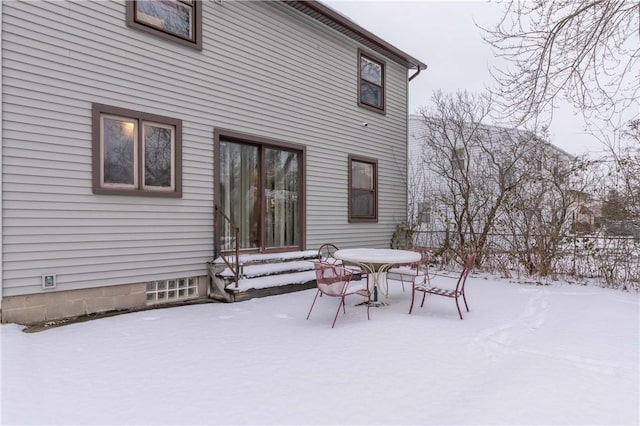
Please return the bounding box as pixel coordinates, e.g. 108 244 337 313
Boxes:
1 274 638 425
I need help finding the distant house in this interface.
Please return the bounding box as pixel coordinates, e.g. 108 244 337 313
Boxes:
407 115 577 238
569 190 598 234
0 1 426 324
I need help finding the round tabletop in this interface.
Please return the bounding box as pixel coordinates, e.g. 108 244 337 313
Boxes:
334 248 421 265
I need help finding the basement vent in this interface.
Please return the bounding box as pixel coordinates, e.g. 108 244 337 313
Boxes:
41 274 57 290
146 277 197 304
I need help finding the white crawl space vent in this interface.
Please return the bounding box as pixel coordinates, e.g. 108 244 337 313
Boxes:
41 274 57 290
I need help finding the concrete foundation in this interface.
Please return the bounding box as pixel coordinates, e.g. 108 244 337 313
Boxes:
0 276 208 325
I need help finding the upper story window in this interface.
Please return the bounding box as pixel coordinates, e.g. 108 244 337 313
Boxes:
127 0 202 50
417 201 431 225
358 50 385 113
92 104 182 197
452 147 465 171
349 155 378 222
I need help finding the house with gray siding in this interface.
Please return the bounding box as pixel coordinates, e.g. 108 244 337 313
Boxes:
0 0 426 324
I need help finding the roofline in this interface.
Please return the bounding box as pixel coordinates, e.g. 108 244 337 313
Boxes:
283 1 428 71
409 115 575 159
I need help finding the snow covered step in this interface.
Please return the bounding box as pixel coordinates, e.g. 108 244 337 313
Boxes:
219 260 315 279
223 270 318 302
212 250 319 267
208 250 322 302
226 270 317 292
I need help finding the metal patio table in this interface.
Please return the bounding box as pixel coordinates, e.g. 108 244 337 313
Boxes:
334 248 421 306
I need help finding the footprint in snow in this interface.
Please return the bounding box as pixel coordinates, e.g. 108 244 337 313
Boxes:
474 290 550 361
275 313 292 319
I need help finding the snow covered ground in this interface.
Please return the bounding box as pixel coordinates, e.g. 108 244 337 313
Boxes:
1 274 638 425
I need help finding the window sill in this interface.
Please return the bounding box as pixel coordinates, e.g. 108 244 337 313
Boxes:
348 217 379 223
357 102 386 115
93 188 182 198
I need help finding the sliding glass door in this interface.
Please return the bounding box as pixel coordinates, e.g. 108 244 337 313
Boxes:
219 142 259 249
264 148 299 248
219 139 301 252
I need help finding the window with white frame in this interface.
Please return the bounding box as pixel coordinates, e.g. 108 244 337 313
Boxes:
92 104 182 197
452 147 465 171
417 201 431 225
505 167 517 187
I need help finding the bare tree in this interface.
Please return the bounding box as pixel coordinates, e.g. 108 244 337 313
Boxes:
414 90 541 265
501 150 591 276
482 1 640 125
613 120 640 218
591 119 640 220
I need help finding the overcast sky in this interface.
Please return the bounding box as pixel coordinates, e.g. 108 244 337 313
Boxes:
325 1 607 156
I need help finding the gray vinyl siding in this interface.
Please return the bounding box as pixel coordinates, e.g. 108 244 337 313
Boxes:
2 0 410 296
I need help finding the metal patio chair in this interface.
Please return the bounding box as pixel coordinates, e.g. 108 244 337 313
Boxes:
317 243 340 265
317 242 368 280
384 247 431 296
409 253 476 320
307 261 371 328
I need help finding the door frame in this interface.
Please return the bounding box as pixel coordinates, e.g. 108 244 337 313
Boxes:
213 128 306 254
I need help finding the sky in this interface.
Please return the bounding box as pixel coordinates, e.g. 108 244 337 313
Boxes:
325 1 610 157
1 273 638 425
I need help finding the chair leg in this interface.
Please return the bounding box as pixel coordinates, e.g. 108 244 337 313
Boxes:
455 297 464 320
409 287 416 314
332 298 345 328
366 295 370 320
307 290 320 320
387 277 408 297
462 291 469 312
420 292 427 307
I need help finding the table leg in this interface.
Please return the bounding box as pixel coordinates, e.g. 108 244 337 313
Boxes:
357 263 393 307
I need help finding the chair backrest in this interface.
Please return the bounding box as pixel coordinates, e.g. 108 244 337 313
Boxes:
313 262 352 297
455 253 476 292
317 243 340 265
413 247 430 273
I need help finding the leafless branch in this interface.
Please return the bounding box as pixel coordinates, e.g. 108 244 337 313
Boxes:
481 0 640 127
